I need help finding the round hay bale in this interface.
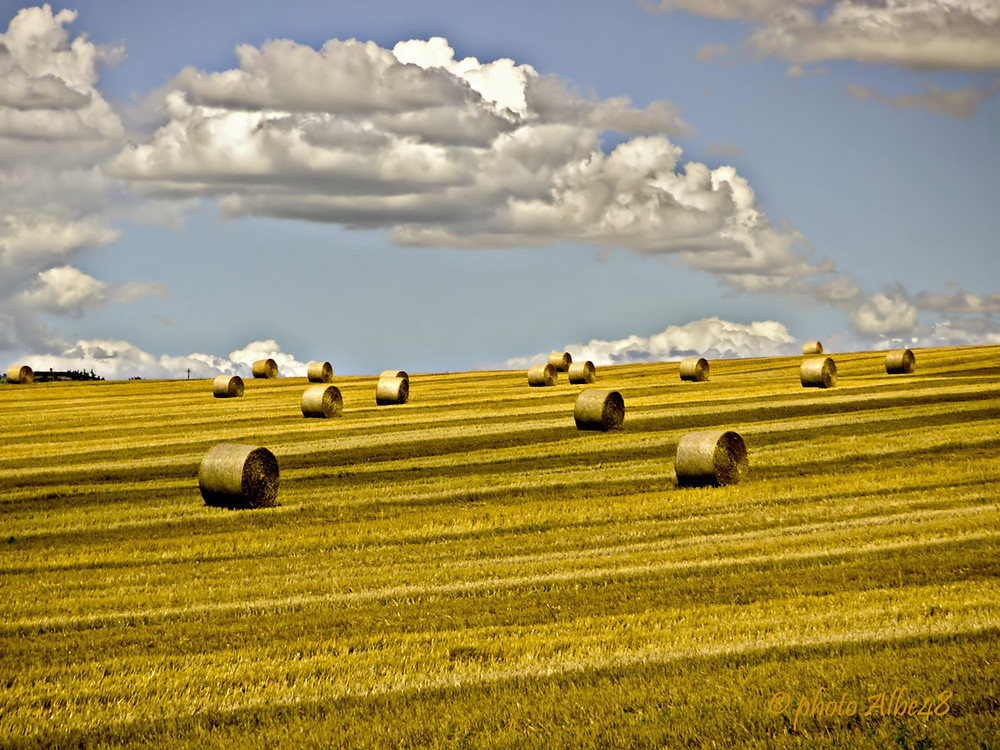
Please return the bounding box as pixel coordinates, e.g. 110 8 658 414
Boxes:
380 370 408 381
251 358 278 379
548 351 572 372
679 357 710 382
568 360 596 384
212 374 244 398
198 443 279 509
802 341 824 355
307 361 334 383
527 363 557 387
5 365 33 384
574 389 625 431
301 384 343 418
885 349 915 375
800 357 837 388
675 429 747 487
376 376 409 405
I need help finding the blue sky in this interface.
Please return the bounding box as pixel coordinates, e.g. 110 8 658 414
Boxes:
1 1 998 378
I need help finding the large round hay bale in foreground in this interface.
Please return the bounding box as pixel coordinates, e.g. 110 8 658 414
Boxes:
307 361 334 383
679 357 710 382
527 363 557 387
380 370 408 381
212 374 244 398
548 351 572 372
251 358 278 379
301 385 343 418
802 341 824 355
198 444 279 509
885 349 915 375
675 429 747 487
800 357 837 388
568 360 596 384
5 365 33 384
376 376 409 405
574 389 625 431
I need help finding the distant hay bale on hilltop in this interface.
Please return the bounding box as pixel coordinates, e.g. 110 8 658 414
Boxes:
568 360 596 384
802 341 824 355
5 365 33 384
307 361 334 383
301 384 343 418
376 376 409 405
800 357 837 388
198 443 278 509
252 358 278 379
675 429 747 487
212 374 244 398
886 349 915 375
527 363 557 387
679 357 710 382
548 352 572 372
574 389 625 431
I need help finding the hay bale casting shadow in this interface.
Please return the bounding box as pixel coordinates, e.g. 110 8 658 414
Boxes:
675 430 747 487
800 357 837 388
574 389 625 431
679 357 709 382
527 364 557 387
212 374 244 398
307 361 334 383
802 341 824 355
885 349 915 375
548 352 572 372
568 360 596 384
5 365 33 384
302 385 343 418
199 444 279 509
252 358 278 379
376 376 409 405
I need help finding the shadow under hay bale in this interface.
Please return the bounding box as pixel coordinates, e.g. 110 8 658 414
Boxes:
548 352 572 372
574 389 625 431
886 349 916 375
527 363 557 387
679 357 710 382
301 384 343 418
675 429 747 487
568 360 596 384
198 444 279 509
5 365 33 384
252 358 278 379
376 376 409 405
800 357 837 388
212 374 244 398
307 361 334 383
802 341 824 355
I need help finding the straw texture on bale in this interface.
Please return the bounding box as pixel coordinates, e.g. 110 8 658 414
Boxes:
885 349 915 375
306 361 334 383
380 370 408 380
198 443 279 509
212 374 244 398
301 384 343 418
800 357 837 388
568 360 596 384
574 389 625 432
802 341 824 355
548 352 572 372
527 363 557 387
5 365 33 384
376 376 409 405
679 357 710 382
251 358 278 379
675 429 747 487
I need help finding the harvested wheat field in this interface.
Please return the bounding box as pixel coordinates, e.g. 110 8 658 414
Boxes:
1 345 999 748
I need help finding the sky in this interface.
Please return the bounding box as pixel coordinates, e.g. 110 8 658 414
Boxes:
1 0 998 379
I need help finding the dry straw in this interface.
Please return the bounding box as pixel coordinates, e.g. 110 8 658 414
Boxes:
800 357 837 388
252 358 278 379
679 357 710 382
527 363 557 387
212 374 244 398
301 384 343 418
675 429 747 487
307 361 334 383
198 443 279 509
885 349 915 375
548 352 572 372
380 370 408 380
802 341 824 355
574 389 625 431
568 360 596 384
376 376 409 405
5 365 33 384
